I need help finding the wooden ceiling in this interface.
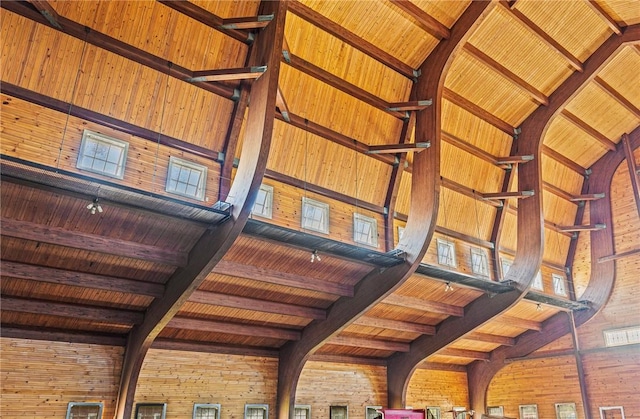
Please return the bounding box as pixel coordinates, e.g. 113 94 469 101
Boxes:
1 0 639 415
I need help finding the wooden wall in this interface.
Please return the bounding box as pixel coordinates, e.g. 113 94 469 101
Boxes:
0 338 122 419
406 369 469 413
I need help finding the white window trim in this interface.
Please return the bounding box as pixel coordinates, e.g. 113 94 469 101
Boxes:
519 404 539 419
193 403 221 419
301 197 330 234
135 403 167 419
603 325 640 347
552 273 567 296
252 184 274 219
165 156 208 201
436 238 457 268
244 404 268 419
599 406 625 419
295 405 312 419
397 226 405 241
66 402 104 419
426 407 441 419
487 406 504 416
501 257 513 280
532 271 544 291
555 402 577 419
353 213 378 247
470 247 489 276
330 405 348 419
77 130 128 179
365 405 382 419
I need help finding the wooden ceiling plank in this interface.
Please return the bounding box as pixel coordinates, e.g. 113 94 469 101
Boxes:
443 88 515 135
189 290 326 320
383 293 464 317
499 1 583 72
622 133 640 216
115 2 288 416
27 0 61 28
368 142 430 154
288 0 416 79
438 347 490 360
465 332 516 346
583 0 623 35
0 218 188 267
156 0 252 44
594 76 640 119
463 44 549 106
1 261 165 298
388 0 450 40
213 260 354 297
1 296 144 325
353 316 436 335
1 2 237 100
560 110 617 151
542 145 588 176
329 335 410 352
167 317 301 340
494 315 542 331
188 66 267 82
220 14 274 30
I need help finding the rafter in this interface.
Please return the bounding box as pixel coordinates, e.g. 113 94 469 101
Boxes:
187 66 267 82
481 190 534 200
353 316 436 335
387 100 433 111
593 77 640 119
583 0 622 35
152 338 278 358
437 347 490 361
465 332 516 346
309 354 387 366
542 145 589 176
388 0 450 40
329 336 410 352
27 0 61 28
367 142 430 154
383 293 464 317
558 223 606 232
1 326 126 346
167 317 301 341
219 14 274 30
416 361 468 372
443 88 514 135
622 133 640 216
560 110 617 151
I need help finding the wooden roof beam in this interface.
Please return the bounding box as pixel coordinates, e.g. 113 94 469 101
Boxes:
28 0 61 28
494 315 543 331
560 110 617 151
593 77 640 119
598 247 640 263
383 293 465 317
465 332 516 346
443 88 515 135
276 85 291 122
583 0 623 35
437 347 490 361
622 133 640 216
309 354 387 366
387 100 433 112
220 14 274 30
167 317 301 341
481 190 535 200
329 336 410 352
367 142 430 154
416 362 468 372
187 66 267 82
503 205 576 238
558 223 606 232
542 145 590 176
152 338 278 358
498 1 583 72
1 261 165 298
543 181 605 203
440 177 504 208
1 326 126 346
353 316 436 335
388 0 450 40
463 44 549 106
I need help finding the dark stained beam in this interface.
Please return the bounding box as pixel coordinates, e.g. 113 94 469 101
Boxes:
189 290 326 320
1 296 144 325
220 80 251 201
416 361 468 372
493 315 542 331
368 142 430 154
28 0 60 28
187 66 267 82
152 338 278 358
584 0 622 35
213 260 354 297
309 354 387 366
499 1 583 72
463 44 549 106
276 85 291 122
0 218 187 267
440 177 503 208
560 110 617 151
442 131 501 165
387 100 433 112
558 223 606 232
329 336 410 352
1 261 165 298
287 0 416 79
220 14 274 30
353 316 436 335
167 317 301 341
388 0 450 40
481 190 534 200
438 348 490 361
277 3 496 417
2 1 237 100
542 145 589 176
114 2 288 417
464 332 516 346
598 247 640 263
1 326 127 346
622 133 640 216
443 88 514 135
594 77 640 119
395 212 496 249
383 293 464 317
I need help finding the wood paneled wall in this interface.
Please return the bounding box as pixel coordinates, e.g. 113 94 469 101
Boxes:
135 349 278 419
406 369 469 412
0 338 122 419
295 361 388 419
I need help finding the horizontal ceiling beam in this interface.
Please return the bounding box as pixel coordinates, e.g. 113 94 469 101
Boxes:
482 190 534 200
560 110 617 151
367 142 430 154
188 66 267 82
388 0 450 40
415 361 468 372
167 317 301 341
583 0 622 35
352 316 436 335
329 335 410 352
1 218 187 267
558 223 606 232
494 315 542 331
542 145 589 176
308 354 387 366
440 177 504 207
1 261 165 298
28 0 61 28
383 293 464 317
593 76 640 119
212 260 354 297
387 100 433 111
189 290 326 320
443 88 515 135
464 331 516 346
437 347 491 360
152 338 279 358
219 14 274 30
1 325 126 346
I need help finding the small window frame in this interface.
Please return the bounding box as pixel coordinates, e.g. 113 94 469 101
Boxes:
301 197 330 234
77 130 129 179
501 257 513 280
426 407 441 419
436 238 457 268
365 405 382 419
487 406 504 417
66 402 104 419
599 406 625 419
135 403 167 419
165 156 208 201
470 247 489 277
603 325 640 347
532 271 544 291
193 403 221 419
353 213 378 248
330 405 349 419
552 273 567 296
397 225 405 242
252 184 274 219
294 405 311 419
519 404 539 419
244 404 268 419
555 403 577 419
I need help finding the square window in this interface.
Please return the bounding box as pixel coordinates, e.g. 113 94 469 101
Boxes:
330 406 348 419
252 184 274 219
397 226 405 241
603 326 640 347
77 130 128 179
487 406 504 417
552 273 567 296
295 405 311 419
193 404 220 419
135 403 167 419
301 197 329 234
353 213 378 247
453 407 467 419
599 406 626 419
519 404 538 419
470 247 489 276
66 402 103 419
166 156 207 201
366 406 382 419
245 404 268 419
501 257 513 280
556 403 577 419
436 239 456 268
532 271 544 290
426 407 441 419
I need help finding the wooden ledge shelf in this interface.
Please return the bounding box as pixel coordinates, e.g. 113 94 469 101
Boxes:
367 142 430 154
558 223 606 232
482 190 535 200
219 14 274 30
569 193 606 202
187 66 267 82
386 100 433 112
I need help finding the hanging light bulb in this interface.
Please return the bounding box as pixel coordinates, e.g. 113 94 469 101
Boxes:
444 282 453 292
536 303 543 312
87 198 103 215
310 250 321 263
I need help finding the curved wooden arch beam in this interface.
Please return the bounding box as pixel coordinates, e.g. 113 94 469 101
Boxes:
467 126 640 415
114 2 288 418
275 3 496 418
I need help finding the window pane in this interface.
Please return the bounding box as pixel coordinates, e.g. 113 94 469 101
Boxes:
77 131 128 179
166 157 207 200
331 406 348 419
245 407 266 419
69 404 102 419
195 406 218 419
